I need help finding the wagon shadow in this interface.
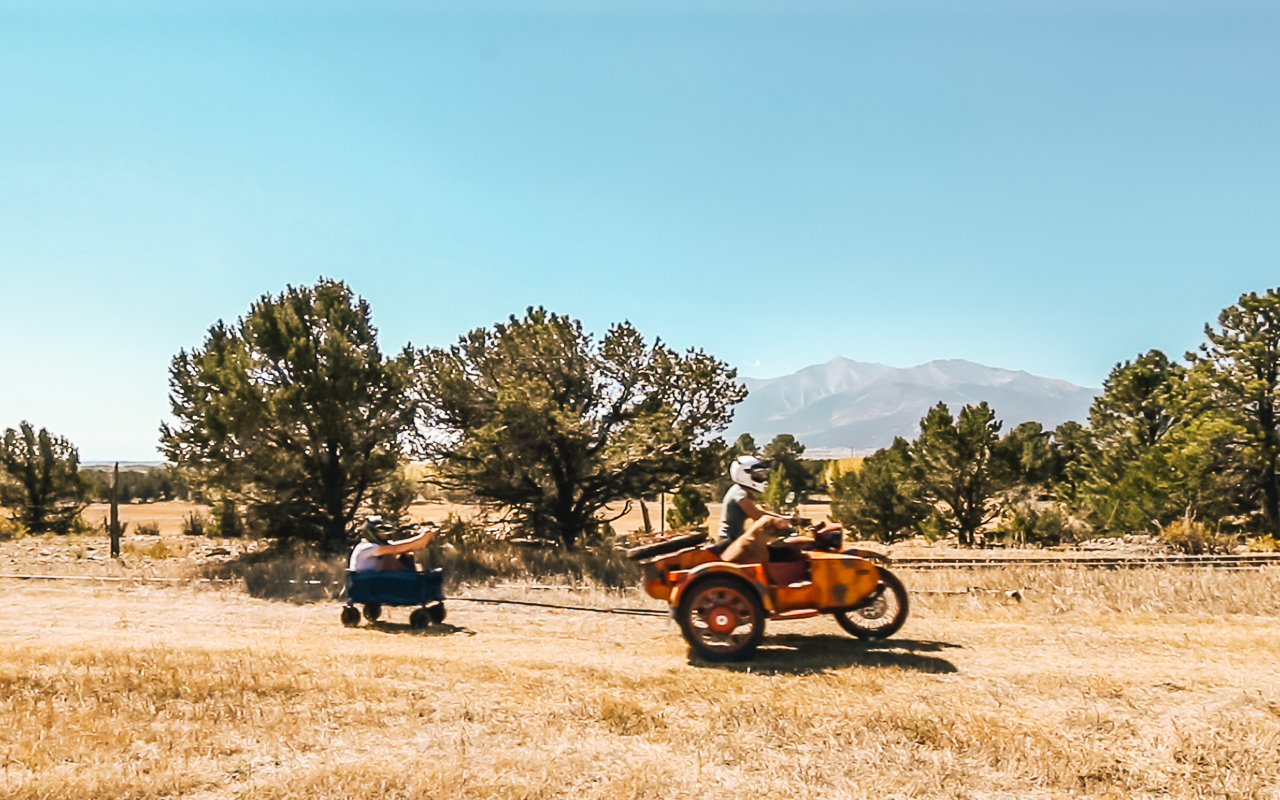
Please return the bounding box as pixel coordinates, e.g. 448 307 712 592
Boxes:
362 621 475 637
690 635 960 674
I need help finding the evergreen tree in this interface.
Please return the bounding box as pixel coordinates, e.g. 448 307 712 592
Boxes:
1188 288 1280 530
762 433 812 503
160 279 416 553
0 422 87 533
413 308 745 548
912 401 1010 546
829 437 927 542
666 485 710 529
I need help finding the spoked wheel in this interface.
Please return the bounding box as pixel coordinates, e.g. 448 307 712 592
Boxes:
677 576 765 662
409 607 430 630
427 602 446 625
362 603 382 623
340 605 361 628
833 568 909 640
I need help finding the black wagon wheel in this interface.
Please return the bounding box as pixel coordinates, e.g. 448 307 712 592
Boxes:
409 607 430 630
625 532 709 561
833 568 909 640
427 602 446 625
340 605 361 628
677 575 766 662
362 603 382 623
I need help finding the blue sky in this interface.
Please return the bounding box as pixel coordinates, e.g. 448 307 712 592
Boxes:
2 0 1278 460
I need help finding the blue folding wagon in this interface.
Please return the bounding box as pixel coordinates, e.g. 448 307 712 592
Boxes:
341 568 446 629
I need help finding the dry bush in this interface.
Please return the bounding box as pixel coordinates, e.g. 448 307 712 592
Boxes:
1159 517 1239 555
196 517 643 602
120 537 189 560
0 516 26 539
200 545 347 602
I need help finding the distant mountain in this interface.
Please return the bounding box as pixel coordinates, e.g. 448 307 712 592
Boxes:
727 357 1098 454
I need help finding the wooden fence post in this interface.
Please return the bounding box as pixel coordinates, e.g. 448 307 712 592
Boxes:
109 462 120 559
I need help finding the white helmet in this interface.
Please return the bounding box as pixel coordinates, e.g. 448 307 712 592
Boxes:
730 455 771 492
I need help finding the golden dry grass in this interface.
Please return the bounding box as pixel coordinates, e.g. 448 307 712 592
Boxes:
3 564 1280 799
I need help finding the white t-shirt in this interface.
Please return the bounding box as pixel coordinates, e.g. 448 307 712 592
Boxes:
349 541 384 571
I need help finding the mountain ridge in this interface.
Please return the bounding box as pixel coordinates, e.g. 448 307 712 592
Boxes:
727 357 1098 454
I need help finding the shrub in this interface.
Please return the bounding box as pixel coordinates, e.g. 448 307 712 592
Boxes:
0 516 27 539
180 511 208 537
134 521 159 537
666 487 709 530
1248 534 1279 552
122 538 186 559
1159 516 1237 555
996 502 1084 547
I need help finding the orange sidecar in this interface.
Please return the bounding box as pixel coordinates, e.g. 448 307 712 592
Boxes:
633 524 909 661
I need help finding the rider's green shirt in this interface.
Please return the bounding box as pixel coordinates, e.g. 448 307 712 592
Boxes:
718 484 750 543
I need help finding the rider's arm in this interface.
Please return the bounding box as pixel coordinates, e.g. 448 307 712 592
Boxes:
738 494 797 523
738 494 767 521
372 528 436 556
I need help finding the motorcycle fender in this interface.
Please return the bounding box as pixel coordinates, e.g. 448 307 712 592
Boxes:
642 547 719 601
807 552 880 609
668 562 771 612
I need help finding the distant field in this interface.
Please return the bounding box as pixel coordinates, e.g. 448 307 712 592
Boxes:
80 498 838 540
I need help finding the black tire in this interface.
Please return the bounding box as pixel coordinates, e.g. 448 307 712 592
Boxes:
833 568 909 640
625 532 709 561
427 602 446 625
340 605 361 628
362 603 382 623
409 607 430 630
677 575 766 662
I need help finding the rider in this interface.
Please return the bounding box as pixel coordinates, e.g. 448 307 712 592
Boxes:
348 516 437 572
718 455 797 564
718 455 772 545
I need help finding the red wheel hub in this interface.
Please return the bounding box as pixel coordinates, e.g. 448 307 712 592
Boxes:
705 604 740 633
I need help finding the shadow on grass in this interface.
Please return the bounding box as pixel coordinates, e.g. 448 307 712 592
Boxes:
359 620 476 637
690 634 961 674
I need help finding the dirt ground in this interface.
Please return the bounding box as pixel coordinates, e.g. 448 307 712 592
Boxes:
4 531 1280 799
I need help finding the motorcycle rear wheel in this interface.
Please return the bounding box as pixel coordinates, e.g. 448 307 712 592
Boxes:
677 575 766 662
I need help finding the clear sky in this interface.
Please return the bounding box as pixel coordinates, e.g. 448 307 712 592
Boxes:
2 0 1278 460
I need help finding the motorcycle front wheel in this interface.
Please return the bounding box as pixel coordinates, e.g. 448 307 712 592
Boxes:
833 568 909 640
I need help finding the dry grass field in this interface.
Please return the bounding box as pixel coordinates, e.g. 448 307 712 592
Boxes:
3 526 1280 800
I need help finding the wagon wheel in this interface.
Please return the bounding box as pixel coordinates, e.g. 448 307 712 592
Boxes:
362 603 382 623
340 605 361 628
677 575 765 662
409 607 430 630
833 568 909 640
625 532 709 561
427 602 446 625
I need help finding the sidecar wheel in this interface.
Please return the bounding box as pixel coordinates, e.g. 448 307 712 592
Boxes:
834 568 909 640
427 602 446 625
340 605 361 628
409 607 430 630
677 575 765 662
362 603 382 623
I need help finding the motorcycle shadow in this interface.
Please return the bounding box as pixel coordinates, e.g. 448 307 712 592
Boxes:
691 634 961 674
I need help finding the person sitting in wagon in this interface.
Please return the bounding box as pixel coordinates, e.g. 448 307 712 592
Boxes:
348 516 437 572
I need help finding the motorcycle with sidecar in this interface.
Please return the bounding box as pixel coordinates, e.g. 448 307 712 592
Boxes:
630 521 908 661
